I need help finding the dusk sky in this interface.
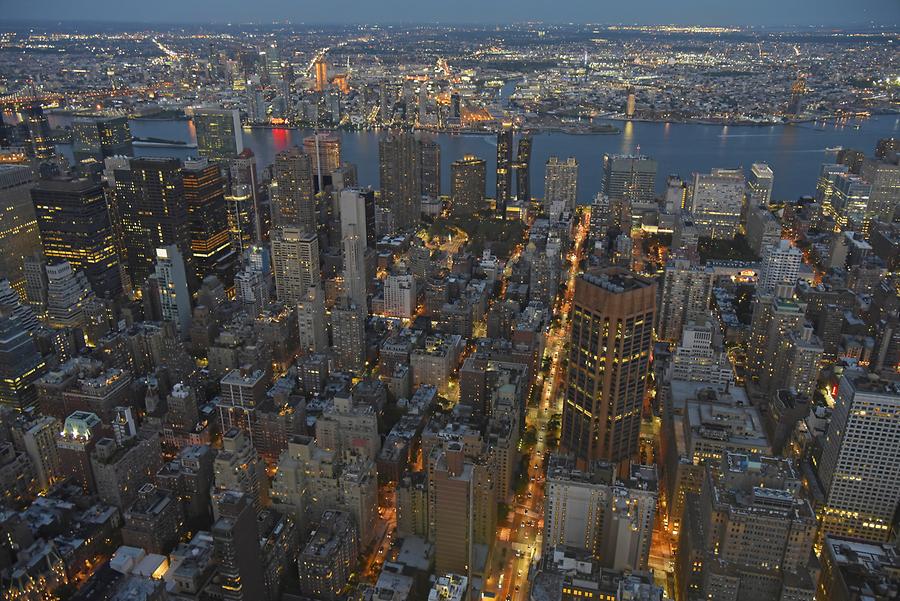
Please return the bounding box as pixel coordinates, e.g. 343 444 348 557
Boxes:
9 0 900 26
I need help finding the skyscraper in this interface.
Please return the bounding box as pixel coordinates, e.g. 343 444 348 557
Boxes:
303 134 341 190
420 137 441 198
544 156 578 218
831 172 871 232
31 178 121 299
815 163 850 221
271 148 316 233
111 157 192 289
191 107 243 161
860 157 900 223
495 125 513 216
154 245 192 335
657 257 713 342
0 165 41 296
313 56 328 92
331 296 366 372
451 155 486 217
271 226 320 306
71 116 133 162
819 371 900 544
757 240 802 294
690 168 745 239
514 135 532 202
379 133 421 231
296 286 327 355
22 105 54 161
561 269 656 467
212 490 267 601
602 154 658 228
339 189 370 309
747 163 775 206
182 158 233 285
0 313 46 410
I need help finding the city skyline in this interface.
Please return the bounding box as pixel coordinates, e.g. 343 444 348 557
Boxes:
6 0 899 26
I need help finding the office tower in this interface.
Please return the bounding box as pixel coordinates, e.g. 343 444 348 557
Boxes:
379 133 421 231
431 442 496 577
122 483 183 555
758 240 802 294
495 125 513 216
228 149 261 247
30 178 121 299
154 245 192 335
339 188 371 309
299 510 358 601
818 371 900 544
303 133 341 188
192 107 243 160
775 324 824 398
182 158 232 285
745 205 782 256
214 428 269 514
748 291 806 391
22 105 53 160
602 154 658 227
112 157 192 288
544 156 578 218
450 155 486 217
0 279 38 333
514 135 532 202
56 410 102 493
690 168 745 239
561 269 656 466
212 491 267 601
23 254 48 312
677 453 817 601
0 314 46 410
271 148 316 233
91 434 163 509
420 137 441 197
831 173 872 232
10 414 59 491
297 286 327 354
331 296 366 372
313 56 328 92
156 444 215 530
71 115 133 162
0 165 40 296
668 319 735 389
815 163 850 220
657 257 713 342
747 162 774 206
271 226 320 306
543 457 657 571
860 157 900 223
383 272 416 318
45 261 94 330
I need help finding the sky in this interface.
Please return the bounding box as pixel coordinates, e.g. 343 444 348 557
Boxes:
7 0 900 26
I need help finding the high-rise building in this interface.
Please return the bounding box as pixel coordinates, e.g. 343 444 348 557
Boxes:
451 155 486 217
831 173 871 232
122 483 184 555
331 296 366 372
757 240 802 294
514 135 532 202
30 178 121 299
544 156 578 219
657 257 713 342
212 490 267 601
271 148 316 233
296 286 327 355
860 157 900 223
747 163 774 206
0 314 46 410
303 134 341 189
747 291 806 391
22 105 54 160
271 226 320 306
191 107 243 160
228 149 261 248
111 157 192 289
154 245 192 335
182 158 233 286
214 428 269 514
44 261 94 330
664 175 688 214
543 456 657 571
313 56 328 92
379 133 422 231
420 137 441 198
561 269 656 466
0 165 40 296
819 371 900 544
495 125 513 216
339 188 371 309
690 168 745 239
383 272 416 319
298 509 358 601
818 537 900 601
602 154 657 227
816 163 850 221
71 116 133 162
745 205 782 256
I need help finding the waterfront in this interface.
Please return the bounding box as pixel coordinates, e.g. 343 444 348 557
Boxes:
55 113 900 203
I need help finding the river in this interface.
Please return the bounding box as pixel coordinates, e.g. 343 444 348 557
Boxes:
53 113 900 203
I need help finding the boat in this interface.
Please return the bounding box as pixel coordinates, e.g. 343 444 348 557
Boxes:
825 146 842 153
